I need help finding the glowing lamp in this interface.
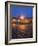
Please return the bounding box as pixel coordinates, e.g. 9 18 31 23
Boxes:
20 16 24 19
13 19 16 22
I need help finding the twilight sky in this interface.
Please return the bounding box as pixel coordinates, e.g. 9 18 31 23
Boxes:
10 5 33 18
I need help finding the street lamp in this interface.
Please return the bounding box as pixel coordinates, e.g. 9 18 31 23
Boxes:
20 16 24 19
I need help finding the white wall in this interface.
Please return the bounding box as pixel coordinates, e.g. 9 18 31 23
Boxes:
0 0 38 46
37 3 38 42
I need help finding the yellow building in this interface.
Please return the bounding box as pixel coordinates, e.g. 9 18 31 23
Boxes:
11 17 32 31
